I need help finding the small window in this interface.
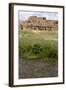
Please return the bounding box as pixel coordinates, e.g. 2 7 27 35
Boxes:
43 17 46 20
27 21 31 23
54 21 58 24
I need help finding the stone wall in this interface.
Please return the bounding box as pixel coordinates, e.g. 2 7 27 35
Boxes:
20 16 58 31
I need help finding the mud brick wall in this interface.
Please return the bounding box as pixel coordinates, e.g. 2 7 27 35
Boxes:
20 16 58 31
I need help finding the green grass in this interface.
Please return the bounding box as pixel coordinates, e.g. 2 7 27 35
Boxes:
19 30 58 60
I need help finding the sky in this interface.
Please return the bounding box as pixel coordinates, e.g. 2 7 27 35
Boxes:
18 11 58 22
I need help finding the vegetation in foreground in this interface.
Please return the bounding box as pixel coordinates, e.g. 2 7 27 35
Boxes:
19 30 58 60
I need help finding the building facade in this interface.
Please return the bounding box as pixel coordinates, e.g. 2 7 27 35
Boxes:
20 16 58 31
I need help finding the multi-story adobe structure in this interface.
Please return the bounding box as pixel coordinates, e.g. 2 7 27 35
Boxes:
20 16 58 31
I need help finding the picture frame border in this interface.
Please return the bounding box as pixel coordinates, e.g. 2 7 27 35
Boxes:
9 3 65 87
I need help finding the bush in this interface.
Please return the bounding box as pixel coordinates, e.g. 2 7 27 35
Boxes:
19 42 58 59
19 44 32 58
48 46 58 58
31 43 43 55
41 44 58 58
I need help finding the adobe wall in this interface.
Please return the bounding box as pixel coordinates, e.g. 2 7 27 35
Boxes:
20 16 58 31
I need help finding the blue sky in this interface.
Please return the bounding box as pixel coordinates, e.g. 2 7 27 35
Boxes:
18 11 58 21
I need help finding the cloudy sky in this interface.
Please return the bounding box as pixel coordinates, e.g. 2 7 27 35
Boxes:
18 11 58 21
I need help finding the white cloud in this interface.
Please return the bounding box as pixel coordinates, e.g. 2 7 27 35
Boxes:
18 11 58 21
18 11 34 21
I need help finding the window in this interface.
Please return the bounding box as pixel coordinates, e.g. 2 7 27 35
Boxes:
27 21 31 23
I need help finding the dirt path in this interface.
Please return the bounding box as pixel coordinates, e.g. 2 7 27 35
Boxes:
19 58 58 79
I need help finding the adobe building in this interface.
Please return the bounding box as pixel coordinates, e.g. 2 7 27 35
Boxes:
20 16 58 31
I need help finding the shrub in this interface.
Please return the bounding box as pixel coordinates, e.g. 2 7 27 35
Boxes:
19 44 32 57
48 46 58 58
19 42 58 59
31 43 43 55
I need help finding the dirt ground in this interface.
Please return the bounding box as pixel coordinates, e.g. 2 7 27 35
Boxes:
19 58 58 79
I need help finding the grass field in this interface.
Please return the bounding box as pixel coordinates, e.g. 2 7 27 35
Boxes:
19 29 58 78
19 29 58 60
